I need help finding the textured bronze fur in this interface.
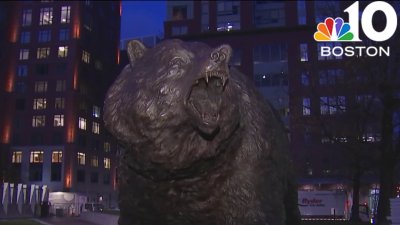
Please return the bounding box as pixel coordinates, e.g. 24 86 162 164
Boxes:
104 39 300 225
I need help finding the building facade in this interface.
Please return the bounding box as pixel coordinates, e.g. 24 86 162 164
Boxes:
0 1 121 208
163 1 388 195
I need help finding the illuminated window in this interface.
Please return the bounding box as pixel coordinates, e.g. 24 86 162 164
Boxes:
19 49 29 60
39 7 53 25
30 151 44 163
82 50 90 63
60 6 71 23
38 30 51 42
104 158 111 169
55 98 65 109
52 151 62 163
12 151 22 163
53 115 64 127
20 31 31 44
91 156 98 167
33 98 47 110
302 98 311 116
17 65 28 77
22 9 32 27
77 152 86 165
58 46 68 58
34 81 48 92
104 142 111 153
92 122 100 134
79 117 86 130
93 106 100 118
56 80 66 92
32 115 46 127
37 47 50 59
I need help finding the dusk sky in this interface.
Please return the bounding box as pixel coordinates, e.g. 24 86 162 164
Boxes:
120 1 166 40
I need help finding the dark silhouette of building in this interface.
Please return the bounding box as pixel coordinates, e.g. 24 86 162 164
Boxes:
0 1 121 207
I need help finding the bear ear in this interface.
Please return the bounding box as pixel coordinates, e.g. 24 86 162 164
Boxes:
211 44 232 64
127 40 147 67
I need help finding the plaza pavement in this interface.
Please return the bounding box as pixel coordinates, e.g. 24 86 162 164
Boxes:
35 217 99 225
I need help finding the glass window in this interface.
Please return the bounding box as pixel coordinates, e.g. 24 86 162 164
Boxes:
34 81 48 92
82 50 90 63
59 29 69 41
32 115 46 127
15 82 27 93
19 49 29 60
201 1 209 32
77 152 86 165
217 1 240 31
314 1 340 23
54 115 64 127
230 49 242 66
253 1 284 28
104 157 111 169
38 30 51 42
37 47 50 59
22 9 32 27
302 98 311 116
17 65 28 77
92 122 100 134
56 80 66 92
93 106 100 118
297 0 306 25
60 6 71 23
91 156 98 167
77 170 85 182
301 71 310 86
30 151 44 163
51 163 62 181
12 151 22 163
320 96 346 115
104 142 111 153
36 63 49 76
20 31 31 44
171 26 188 36
79 117 86 130
39 7 53 25
90 172 98 183
55 98 65 109
300 43 308 62
58 46 68 58
33 98 47 110
52 151 63 163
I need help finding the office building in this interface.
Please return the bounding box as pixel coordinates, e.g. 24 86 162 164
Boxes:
0 1 121 207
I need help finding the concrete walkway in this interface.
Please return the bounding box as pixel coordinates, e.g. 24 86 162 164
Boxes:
35 217 99 225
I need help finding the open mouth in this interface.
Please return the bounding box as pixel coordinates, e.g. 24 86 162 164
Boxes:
187 71 228 135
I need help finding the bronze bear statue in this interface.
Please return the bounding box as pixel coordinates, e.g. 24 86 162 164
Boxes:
104 39 300 225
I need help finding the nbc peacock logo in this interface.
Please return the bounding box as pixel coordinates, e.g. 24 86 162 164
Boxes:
314 1 398 57
314 17 354 42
